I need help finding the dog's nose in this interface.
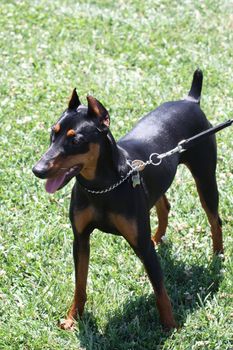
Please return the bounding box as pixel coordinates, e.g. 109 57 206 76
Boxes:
32 163 49 179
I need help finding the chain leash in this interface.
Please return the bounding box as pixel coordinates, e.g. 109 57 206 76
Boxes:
78 140 186 194
78 119 232 195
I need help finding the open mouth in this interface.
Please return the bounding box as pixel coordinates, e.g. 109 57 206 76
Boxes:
45 164 83 193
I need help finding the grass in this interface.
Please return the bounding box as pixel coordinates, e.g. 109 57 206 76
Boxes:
0 0 232 349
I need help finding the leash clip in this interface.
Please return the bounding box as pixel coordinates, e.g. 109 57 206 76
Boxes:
177 139 187 153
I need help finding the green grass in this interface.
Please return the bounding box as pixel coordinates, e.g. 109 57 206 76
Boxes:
0 0 233 349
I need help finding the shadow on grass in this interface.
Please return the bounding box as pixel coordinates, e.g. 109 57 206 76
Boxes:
76 243 223 350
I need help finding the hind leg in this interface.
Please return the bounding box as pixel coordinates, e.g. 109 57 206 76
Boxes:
184 144 223 254
193 174 223 254
152 194 171 245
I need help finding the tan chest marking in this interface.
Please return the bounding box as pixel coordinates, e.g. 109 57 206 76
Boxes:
74 207 95 234
109 213 138 247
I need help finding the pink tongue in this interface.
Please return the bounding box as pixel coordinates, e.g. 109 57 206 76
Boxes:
45 173 67 193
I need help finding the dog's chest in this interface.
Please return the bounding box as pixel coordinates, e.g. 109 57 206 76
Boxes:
74 183 144 234
72 199 125 235
92 204 123 235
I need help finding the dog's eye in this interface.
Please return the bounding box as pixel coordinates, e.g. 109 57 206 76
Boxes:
72 137 79 145
72 135 86 145
64 134 89 155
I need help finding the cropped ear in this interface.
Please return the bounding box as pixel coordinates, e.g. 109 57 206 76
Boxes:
68 88 81 109
87 95 110 127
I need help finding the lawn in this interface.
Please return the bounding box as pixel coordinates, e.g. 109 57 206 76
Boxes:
0 0 232 349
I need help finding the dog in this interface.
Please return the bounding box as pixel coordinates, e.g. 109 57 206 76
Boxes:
32 69 223 330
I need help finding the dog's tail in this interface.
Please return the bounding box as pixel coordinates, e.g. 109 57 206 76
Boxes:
185 68 203 104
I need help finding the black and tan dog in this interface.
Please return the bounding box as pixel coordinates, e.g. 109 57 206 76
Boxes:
33 69 223 330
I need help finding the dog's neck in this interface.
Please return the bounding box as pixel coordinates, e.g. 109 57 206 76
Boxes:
77 131 128 191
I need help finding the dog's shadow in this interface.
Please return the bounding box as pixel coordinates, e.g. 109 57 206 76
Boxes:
76 243 222 350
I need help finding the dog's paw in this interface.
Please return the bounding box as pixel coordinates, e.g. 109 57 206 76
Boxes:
59 318 75 331
152 234 167 246
162 321 178 332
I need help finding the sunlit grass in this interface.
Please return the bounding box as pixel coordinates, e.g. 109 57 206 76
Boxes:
0 1 232 349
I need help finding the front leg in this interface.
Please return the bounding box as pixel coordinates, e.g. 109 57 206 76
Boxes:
60 207 94 330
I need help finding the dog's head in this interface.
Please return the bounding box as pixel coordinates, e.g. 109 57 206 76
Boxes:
32 89 111 193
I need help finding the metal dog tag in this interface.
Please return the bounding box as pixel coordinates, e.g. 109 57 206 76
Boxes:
131 159 145 171
132 172 141 188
